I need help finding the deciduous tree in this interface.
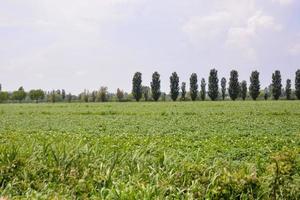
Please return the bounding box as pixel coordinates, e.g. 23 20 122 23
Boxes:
221 77 226 100
200 78 206 101
295 70 300 100
249 71 260 100
181 82 186 101
272 70 282 100
208 69 219 101
151 72 161 101
190 73 198 101
240 81 247 100
285 79 291 100
228 70 240 101
29 89 45 103
132 72 142 102
170 72 179 101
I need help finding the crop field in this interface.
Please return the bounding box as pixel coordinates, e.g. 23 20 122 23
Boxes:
0 101 300 199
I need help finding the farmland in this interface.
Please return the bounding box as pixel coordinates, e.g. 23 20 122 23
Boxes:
0 101 300 199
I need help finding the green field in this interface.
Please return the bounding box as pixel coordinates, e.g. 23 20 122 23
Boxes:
1 102 300 199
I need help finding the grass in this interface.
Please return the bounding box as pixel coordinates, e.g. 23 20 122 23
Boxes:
0 101 300 199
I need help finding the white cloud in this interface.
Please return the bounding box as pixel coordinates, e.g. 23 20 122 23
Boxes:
272 0 294 6
289 43 300 56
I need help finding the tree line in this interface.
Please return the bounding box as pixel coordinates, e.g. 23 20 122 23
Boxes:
1 69 300 103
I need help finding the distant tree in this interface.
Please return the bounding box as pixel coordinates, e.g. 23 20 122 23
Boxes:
286 79 292 100
181 82 186 101
29 89 45 103
67 93 72 103
90 91 96 102
12 87 27 102
208 69 219 101
161 92 166 101
170 72 179 101
249 71 260 100
132 72 142 102
295 70 300 100
142 86 150 101
0 84 2 91
200 78 206 101
62 89 66 100
80 89 89 103
117 88 124 102
0 91 9 103
228 70 240 101
272 70 282 100
56 89 61 95
240 81 247 100
97 87 108 102
151 72 161 101
189 73 198 101
221 77 226 100
264 87 269 100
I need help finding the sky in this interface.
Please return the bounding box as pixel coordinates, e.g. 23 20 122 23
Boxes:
0 0 300 94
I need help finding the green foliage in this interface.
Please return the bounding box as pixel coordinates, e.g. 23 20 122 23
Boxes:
228 70 240 101
0 102 299 198
132 72 142 102
249 71 261 100
272 70 282 100
12 87 26 102
0 91 9 103
200 78 206 101
62 89 66 101
116 88 124 102
170 72 179 101
221 77 226 100
142 86 150 101
150 72 161 101
286 79 292 100
208 69 219 101
181 82 186 101
29 89 45 103
240 80 247 100
189 73 198 101
97 87 108 102
295 69 300 100
264 87 269 100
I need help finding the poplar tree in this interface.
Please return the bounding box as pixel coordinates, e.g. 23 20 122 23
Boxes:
151 72 161 101
208 69 219 101
285 79 291 100
221 77 226 100
170 72 179 101
272 70 282 100
228 70 240 101
200 78 206 101
240 81 247 100
181 82 186 101
132 72 142 102
295 70 300 100
190 73 198 101
249 71 260 100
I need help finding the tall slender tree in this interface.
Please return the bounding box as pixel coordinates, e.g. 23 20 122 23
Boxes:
240 81 247 100
249 71 260 100
295 69 300 100
62 89 66 100
132 72 142 102
208 69 219 101
200 78 206 101
190 73 198 101
142 86 150 101
221 77 226 100
286 79 291 100
151 72 161 101
170 72 179 101
272 70 282 100
228 70 240 101
181 82 186 101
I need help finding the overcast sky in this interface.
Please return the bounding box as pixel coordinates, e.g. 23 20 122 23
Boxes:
0 0 300 94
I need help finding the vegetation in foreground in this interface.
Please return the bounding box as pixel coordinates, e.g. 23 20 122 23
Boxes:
0 101 300 199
